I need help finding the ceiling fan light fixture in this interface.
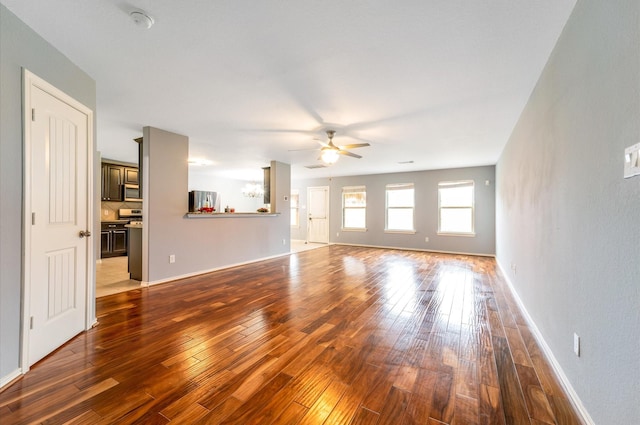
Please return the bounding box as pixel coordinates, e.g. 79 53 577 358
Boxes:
321 148 340 164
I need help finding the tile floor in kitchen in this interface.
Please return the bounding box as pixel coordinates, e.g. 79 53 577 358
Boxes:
95 256 141 298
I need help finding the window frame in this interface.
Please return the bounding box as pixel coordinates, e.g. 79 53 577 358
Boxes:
437 180 475 236
385 183 416 234
341 185 367 231
290 189 300 228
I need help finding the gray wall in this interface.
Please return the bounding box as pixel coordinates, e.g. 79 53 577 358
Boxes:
143 127 290 284
496 0 639 423
0 5 96 384
293 166 495 255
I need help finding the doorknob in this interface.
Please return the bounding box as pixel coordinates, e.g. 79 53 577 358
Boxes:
79 230 92 238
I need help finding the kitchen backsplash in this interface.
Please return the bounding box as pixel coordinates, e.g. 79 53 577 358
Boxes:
101 201 142 220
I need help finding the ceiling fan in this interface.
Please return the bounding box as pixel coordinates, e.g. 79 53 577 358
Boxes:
316 130 370 164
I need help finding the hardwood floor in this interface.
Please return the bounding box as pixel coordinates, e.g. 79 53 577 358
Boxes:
0 245 583 424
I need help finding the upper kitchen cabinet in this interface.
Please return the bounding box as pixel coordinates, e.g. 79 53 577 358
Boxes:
101 163 124 201
101 160 139 202
124 167 139 185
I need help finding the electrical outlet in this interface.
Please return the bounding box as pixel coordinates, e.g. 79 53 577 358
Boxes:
104 209 108 216
425 237 429 243
282 239 286 245
511 263 517 274
573 333 580 356
336 232 340 237
169 254 175 264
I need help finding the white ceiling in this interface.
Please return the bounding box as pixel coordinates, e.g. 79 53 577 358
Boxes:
3 0 576 181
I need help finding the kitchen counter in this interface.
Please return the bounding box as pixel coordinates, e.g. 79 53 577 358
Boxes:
125 223 143 229
185 212 280 218
101 219 130 223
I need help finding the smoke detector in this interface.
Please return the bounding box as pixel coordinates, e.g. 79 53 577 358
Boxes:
130 10 154 29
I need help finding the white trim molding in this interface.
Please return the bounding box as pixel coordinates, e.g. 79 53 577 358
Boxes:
496 260 595 425
332 242 495 258
1 369 22 390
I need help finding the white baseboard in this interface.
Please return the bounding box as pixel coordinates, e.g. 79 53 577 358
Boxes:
145 251 292 287
332 242 495 257
1 368 22 390
495 259 595 425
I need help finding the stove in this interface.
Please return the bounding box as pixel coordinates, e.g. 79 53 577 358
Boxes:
118 208 142 225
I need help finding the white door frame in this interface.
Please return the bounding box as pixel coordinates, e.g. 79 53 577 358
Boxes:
306 186 330 243
21 69 95 372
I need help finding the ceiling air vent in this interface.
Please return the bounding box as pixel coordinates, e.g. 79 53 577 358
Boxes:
304 164 327 169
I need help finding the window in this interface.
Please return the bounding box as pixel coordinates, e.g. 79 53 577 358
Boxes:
290 189 299 227
342 186 366 230
438 181 474 235
385 183 415 232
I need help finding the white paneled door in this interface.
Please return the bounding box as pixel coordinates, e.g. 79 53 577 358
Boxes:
25 72 92 367
307 186 329 243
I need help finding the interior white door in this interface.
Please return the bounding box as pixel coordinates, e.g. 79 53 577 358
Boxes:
27 79 90 366
307 186 329 243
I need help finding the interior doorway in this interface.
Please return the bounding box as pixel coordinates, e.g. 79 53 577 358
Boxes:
307 186 330 243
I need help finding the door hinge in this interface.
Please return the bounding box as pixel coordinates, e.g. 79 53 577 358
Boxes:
31 108 35 121
32 212 36 225
30 316 34 330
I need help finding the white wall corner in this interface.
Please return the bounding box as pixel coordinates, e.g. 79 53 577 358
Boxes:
1 368 23 390
495 259 595 425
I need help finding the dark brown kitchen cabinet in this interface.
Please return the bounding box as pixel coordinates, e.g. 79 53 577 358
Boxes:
101 222 128 258
101 161 139 201
124 167 139 185
101 163 124 201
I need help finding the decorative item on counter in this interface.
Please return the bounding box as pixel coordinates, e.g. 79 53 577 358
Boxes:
257 207 269 213
230 207 235 213
224 205 229 213
197 194 215 212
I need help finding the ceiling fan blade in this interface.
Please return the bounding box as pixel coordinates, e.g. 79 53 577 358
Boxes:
339 150 362 159
288 147 319 152
338 143 370 149
289 139 327 152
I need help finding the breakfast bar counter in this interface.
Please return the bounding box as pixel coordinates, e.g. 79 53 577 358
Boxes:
185 212 279 218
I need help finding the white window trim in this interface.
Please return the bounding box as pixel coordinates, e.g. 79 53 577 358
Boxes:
437 231 476 237
437 180 475 236
384 229 417 235
290 189 300 228
385 183 415 232
342 185 367 231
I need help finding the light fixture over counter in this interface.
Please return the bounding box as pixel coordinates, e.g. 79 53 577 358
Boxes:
242 182 264 198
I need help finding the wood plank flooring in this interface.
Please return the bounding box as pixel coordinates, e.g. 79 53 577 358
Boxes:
0 245 583 424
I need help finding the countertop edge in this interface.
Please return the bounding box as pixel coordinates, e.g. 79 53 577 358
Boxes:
185 212 280 218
